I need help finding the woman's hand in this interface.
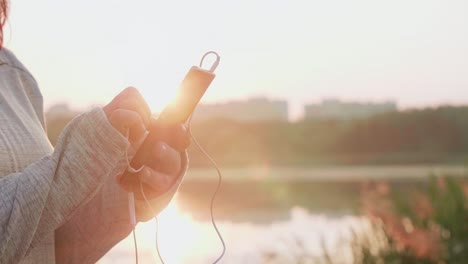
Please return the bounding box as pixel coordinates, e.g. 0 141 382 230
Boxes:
103 87 151 150
103 87 190 199
123 120 190 197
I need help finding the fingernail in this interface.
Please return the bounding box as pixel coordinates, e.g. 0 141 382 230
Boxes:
156 142 168 157
161 143 168 152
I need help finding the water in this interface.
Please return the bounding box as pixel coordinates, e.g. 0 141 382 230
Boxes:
98 165 467 263
99 202 369 264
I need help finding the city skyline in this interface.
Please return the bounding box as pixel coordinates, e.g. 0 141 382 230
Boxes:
47 96 468 122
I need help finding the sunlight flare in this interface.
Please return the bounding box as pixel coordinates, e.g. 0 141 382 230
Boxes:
136 197 205 263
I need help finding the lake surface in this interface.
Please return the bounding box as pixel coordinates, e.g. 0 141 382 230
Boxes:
98 165 467 263
99 205 367 264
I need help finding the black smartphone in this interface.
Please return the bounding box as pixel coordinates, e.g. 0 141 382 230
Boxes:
158 66 216 125
120 63 218 194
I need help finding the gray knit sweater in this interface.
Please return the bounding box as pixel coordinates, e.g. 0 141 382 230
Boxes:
0 48 185 263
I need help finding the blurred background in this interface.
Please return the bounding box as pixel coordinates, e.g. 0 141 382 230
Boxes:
6 0 468 263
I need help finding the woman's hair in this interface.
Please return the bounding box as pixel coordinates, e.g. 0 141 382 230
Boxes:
0 0 7 48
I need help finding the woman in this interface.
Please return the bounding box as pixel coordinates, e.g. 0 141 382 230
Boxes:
0 1 189 263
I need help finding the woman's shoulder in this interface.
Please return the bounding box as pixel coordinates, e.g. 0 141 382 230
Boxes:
0 47 32 74
0 47 36 82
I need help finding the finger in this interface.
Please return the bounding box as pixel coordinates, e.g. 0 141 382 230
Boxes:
109 109 146 144
138 166 174 194
150 120 191 152
149 141 182 176
169 124 191 152
103 87 151 116
103 87 151 125
120 87 152 121
117 97 151 127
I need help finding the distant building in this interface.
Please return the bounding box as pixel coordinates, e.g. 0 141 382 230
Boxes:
304 99 397 120
193 97 289 122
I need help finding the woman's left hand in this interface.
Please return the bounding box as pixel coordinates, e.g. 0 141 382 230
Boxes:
116 120 190 200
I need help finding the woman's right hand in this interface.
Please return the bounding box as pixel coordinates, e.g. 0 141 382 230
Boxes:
103 87 151 151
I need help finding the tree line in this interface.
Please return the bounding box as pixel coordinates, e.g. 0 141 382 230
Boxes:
46 106 468 167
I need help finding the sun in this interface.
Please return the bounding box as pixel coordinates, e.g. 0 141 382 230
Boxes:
142 86 178 115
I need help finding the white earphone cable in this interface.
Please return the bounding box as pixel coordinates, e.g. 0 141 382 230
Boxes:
126 117 226 264
127 50 225 264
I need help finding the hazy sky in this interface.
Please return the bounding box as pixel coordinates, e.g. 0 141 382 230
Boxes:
5 0 468 119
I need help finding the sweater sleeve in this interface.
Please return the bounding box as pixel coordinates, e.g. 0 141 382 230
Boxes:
54 152 188 264
0 108 129 263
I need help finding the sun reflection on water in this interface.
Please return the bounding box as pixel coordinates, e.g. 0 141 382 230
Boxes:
101 198 369 264
135 196 201 264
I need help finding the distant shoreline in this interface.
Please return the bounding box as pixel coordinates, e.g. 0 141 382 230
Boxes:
185 164 468 182
178 165 468 222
